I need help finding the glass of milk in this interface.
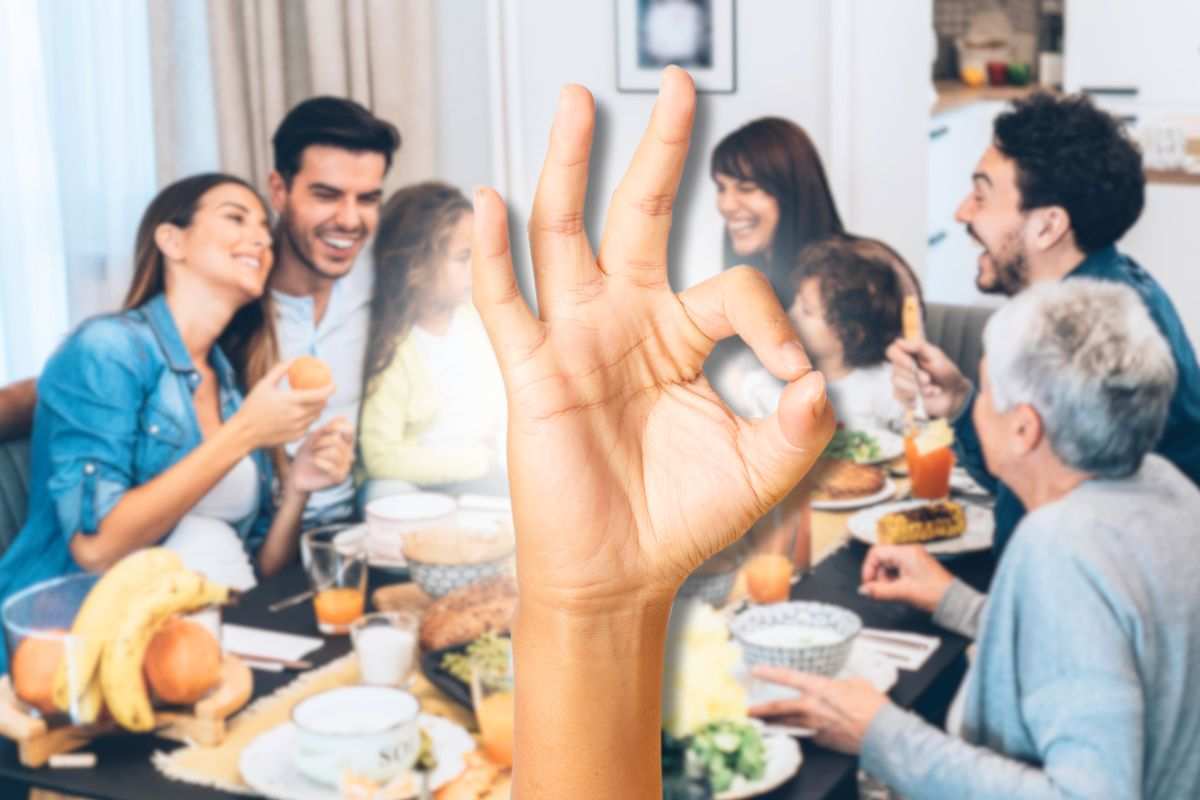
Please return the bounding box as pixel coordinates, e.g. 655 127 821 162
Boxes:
351 611 419 687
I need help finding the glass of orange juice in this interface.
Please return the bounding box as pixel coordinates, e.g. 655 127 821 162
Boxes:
303 526 368 635
470 640 514 768
743 506 796 604
904 433 956 500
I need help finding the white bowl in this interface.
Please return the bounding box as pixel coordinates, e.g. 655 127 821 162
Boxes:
290 686 420 786
364 493 457 563
730 601 861 677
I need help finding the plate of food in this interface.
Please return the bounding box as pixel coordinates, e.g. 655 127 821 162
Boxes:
662 719 801 800
847 499 994 556
822 427 904 465
809 460 896 511
239 713 474 800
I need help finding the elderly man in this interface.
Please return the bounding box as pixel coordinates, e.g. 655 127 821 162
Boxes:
752 279 1200 798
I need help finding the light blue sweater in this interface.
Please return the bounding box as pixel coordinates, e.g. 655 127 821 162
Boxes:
860 455 1200 798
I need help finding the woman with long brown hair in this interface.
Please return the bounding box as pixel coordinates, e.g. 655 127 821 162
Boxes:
0 174 352 666
358 182 506 497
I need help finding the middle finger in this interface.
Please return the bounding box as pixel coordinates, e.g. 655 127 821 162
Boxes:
597 66 695 289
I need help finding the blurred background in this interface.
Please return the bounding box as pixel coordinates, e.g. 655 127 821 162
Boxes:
1 0 1197 384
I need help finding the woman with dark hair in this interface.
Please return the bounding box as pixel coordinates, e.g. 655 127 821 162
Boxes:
711 116 922 305
0 174 353 666
358 182 506 495
711 117 844 301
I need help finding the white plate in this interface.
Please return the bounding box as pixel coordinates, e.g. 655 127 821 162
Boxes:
810 478 897 512
847 500 994 556
832 427 905 465
734 639 899 737
239 713 474 800
949 467 991 497
715 731 802 800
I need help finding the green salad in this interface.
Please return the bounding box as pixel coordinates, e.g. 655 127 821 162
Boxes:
683 720 767 793
439 632 510 685
823 428 881 463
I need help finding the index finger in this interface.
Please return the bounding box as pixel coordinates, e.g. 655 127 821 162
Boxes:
597 66 695 288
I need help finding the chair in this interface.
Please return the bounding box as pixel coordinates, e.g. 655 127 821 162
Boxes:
924 301 995 389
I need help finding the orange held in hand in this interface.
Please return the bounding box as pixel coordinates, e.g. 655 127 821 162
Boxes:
745 554 793 604
287 356 333 390
143 617 222 705
12 630 67 715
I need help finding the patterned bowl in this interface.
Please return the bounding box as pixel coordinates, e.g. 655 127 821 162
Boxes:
730 601 861 677
402 528 515 599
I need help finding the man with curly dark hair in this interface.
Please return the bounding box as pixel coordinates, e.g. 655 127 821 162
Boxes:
888 92 1200 554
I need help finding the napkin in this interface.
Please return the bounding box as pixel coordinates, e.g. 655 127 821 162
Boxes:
856 628 940 671
222 624 324 672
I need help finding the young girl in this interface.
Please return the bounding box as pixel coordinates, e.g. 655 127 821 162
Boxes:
358 182 507 497
728 236 909 431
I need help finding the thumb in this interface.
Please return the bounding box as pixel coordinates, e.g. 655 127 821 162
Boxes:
741 370 836 506
262 359 294 386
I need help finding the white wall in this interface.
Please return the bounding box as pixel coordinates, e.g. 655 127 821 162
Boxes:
434 0 494 193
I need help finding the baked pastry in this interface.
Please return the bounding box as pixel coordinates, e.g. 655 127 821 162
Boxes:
419 576 517 651
876 502 966 545
810 459 886 500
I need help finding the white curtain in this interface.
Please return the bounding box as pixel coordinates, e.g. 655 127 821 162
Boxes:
0 0 71 383
0 0 219 385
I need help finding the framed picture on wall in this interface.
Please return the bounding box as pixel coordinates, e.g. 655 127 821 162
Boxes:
615 0 736 93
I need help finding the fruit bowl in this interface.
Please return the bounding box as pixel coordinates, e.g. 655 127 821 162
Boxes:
2 573 97 721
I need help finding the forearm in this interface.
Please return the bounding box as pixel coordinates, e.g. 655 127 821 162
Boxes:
0 378 37 440
513 598 673 800
255 483 309 577
932 578 987 639
861 703 1128 800
71 418 257 570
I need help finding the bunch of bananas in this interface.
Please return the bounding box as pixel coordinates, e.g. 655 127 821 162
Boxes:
51 548 230 731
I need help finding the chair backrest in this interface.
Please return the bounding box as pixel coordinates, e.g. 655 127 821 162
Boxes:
0 438 31 557
924 302 995 390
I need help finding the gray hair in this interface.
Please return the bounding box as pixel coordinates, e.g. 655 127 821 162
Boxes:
982 278 1177 478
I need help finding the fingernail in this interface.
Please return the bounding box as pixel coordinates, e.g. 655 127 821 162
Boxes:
780 340 809 375
472 187 486 210
800 371 827 420
857 585 869 596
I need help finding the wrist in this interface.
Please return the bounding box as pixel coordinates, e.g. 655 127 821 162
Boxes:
220 413 259 458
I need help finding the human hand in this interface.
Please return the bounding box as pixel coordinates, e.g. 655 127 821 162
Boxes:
288 417 355 493
233 360 334 449
748 669 888 754
886 338 972 420
471 67 835 615
860 543 955 613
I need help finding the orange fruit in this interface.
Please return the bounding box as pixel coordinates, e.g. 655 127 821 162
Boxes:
12 629 67 715
143 617 222 705
288 356 333 390
745 554 793 604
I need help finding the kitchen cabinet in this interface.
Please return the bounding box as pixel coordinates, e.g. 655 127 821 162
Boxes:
925 101 1006 307
1065 0 1200 107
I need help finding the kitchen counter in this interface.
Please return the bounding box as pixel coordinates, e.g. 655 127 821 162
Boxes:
933 79 1048 115
1146 168 1200 186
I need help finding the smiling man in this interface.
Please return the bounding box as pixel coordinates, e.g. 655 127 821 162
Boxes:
267 98 401 524
888 92 1200 554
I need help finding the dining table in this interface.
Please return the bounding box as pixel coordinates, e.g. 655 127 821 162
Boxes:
0 492 996 800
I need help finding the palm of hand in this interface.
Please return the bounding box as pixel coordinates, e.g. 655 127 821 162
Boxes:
476 70 833 609
505 289 808 605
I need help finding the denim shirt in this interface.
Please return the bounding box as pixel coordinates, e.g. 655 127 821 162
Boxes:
953 245 1200 555
0 295 274 660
